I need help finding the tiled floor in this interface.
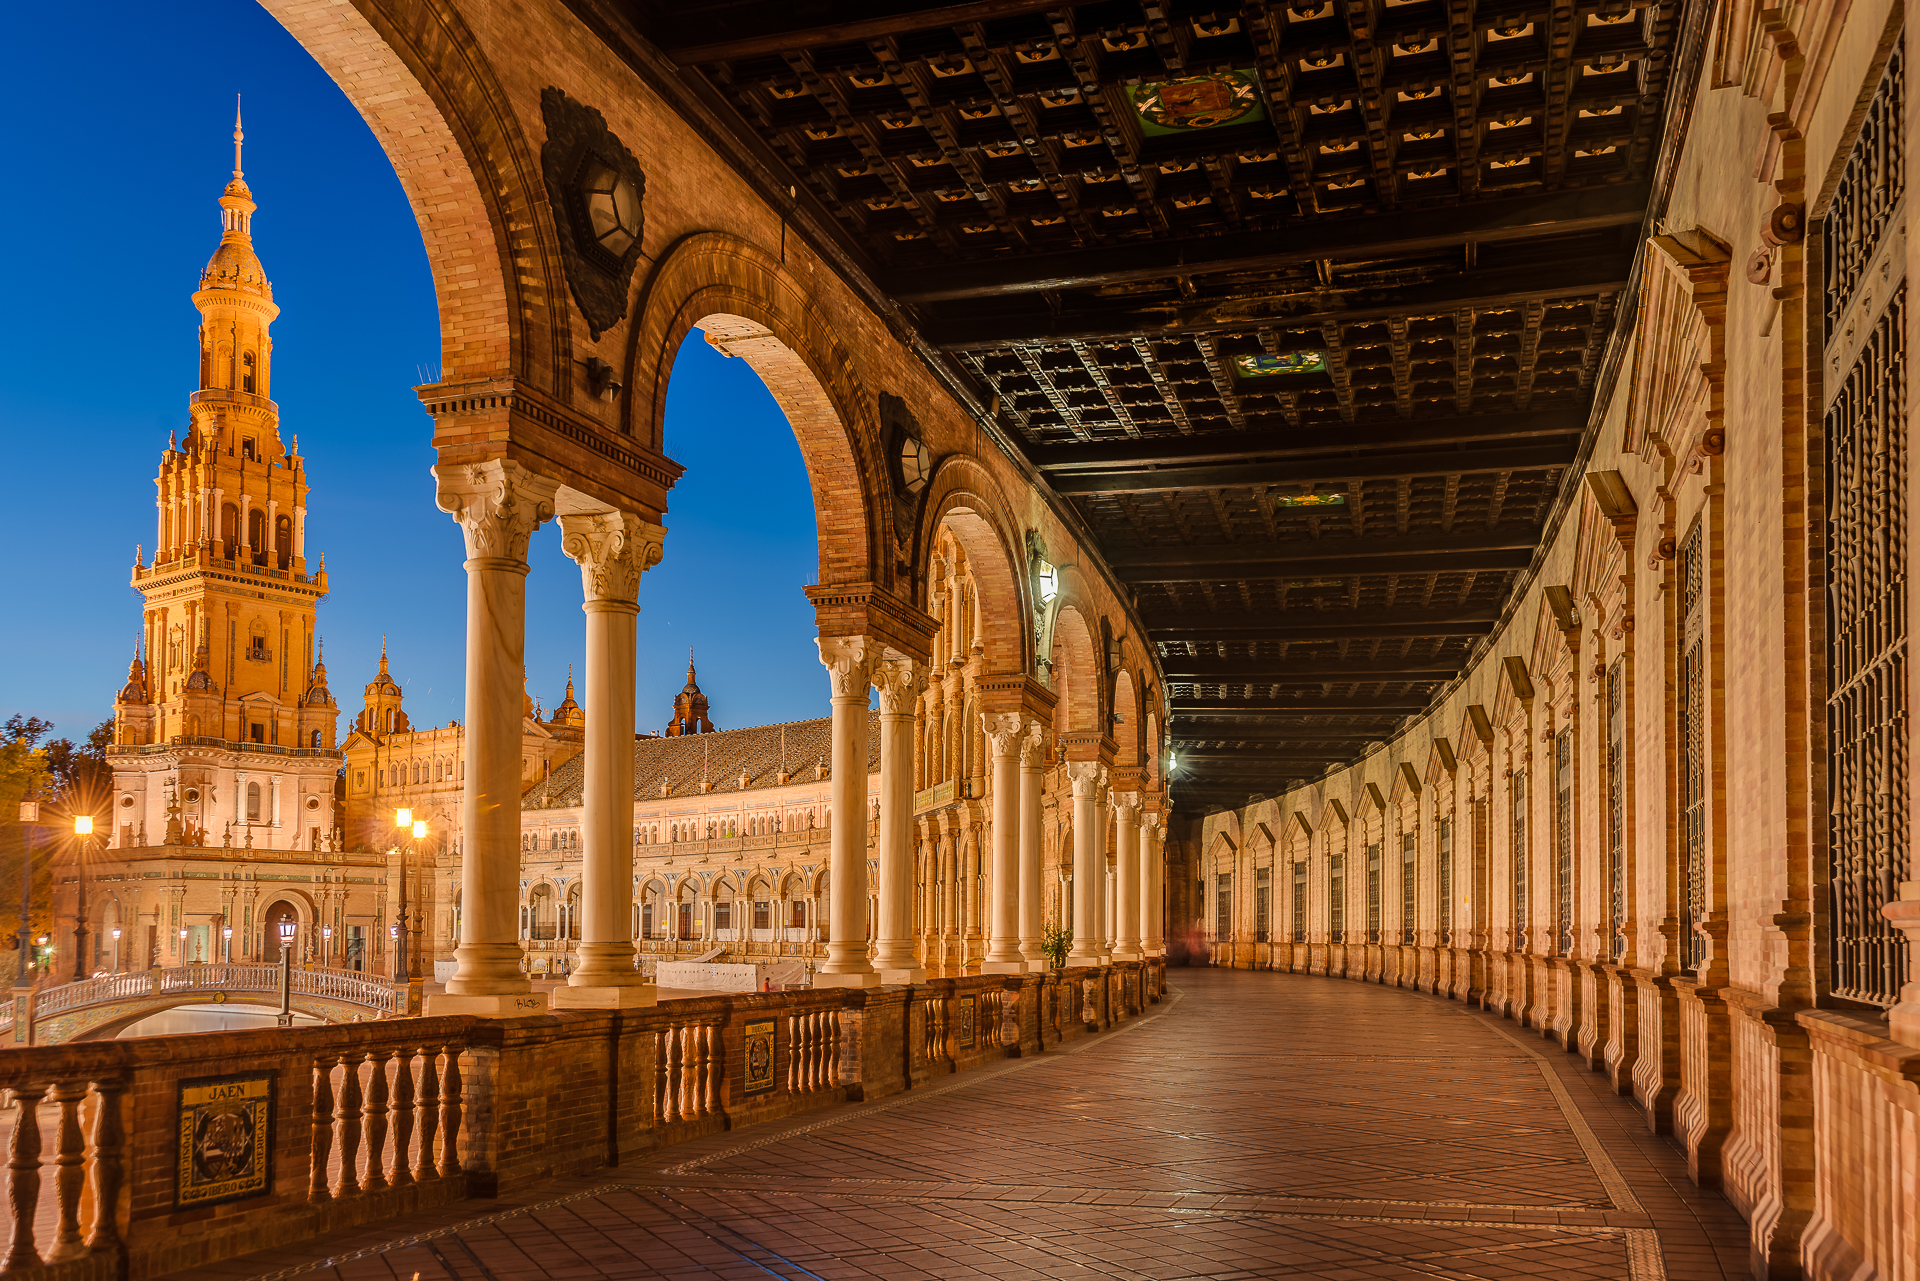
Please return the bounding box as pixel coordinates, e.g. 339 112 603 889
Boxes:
176 970 1753 1280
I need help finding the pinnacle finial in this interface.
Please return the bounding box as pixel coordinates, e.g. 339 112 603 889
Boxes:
379 635 389 675
233 96 244 179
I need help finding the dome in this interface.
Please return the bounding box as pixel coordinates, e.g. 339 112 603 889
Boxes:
201 236 272 298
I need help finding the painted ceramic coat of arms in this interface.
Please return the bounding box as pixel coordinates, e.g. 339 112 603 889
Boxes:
176 1072 274 1210
743 1019 776 1095
1231 352 1328 378
1130 71 1266 136
957 996 977 1048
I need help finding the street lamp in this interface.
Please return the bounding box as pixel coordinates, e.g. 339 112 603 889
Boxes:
322 924 332 967
16 801 38 990
178 927 188 965
393 809 426 984
110 927 121 974
223 925 233 964
276 918 297 1026
71 815 95 982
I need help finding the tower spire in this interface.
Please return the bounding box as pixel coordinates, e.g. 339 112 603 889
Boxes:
233 96 244 180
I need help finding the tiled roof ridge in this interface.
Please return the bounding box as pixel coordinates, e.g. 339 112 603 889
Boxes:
522 710 879 812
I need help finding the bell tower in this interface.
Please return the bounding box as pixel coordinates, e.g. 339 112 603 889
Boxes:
108 108 341 854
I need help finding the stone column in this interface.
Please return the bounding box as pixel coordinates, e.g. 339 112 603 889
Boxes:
1142 812 1165 956
1112 791 1142 961
982 712 1026 972
873 657 925 983
1018 722 1047 968
1065 762 1107 966
426 459 556 1016
815 637 879 987
555 511 664 1009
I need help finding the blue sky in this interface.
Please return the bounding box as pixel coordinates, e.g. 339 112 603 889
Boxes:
0 0 825 742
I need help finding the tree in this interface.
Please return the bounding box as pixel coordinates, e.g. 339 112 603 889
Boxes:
0 716 56 961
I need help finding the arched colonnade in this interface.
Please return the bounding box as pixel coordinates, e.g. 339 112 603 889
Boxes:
260 0 1166 1010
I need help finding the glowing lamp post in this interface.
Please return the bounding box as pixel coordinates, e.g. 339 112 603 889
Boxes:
110 927 121 974
276 918 296 1026
71 815 95 982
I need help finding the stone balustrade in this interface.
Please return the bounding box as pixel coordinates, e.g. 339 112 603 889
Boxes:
0 960 1163 1279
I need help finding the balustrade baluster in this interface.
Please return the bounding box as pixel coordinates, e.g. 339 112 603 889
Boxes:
783 1015 796 1094
798 1014 812 1092
363 1050 391 1192
44 1082 86 1262
437 1048 462 1178
3 1085 44 1271
811 1012 825 1090
389 1049 415 1188
654 1029 671 1124
413 1050 439 1184
335 1054 364 1196
703 1026 720 1117
83 1080 125 1254
671 1027 689 1121
308 1059 334 1203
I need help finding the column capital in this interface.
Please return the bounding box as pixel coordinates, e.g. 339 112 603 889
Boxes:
557 510 665 608
1142 810 1164 833
817 635 877 700
981 711 1026 755
433 459 559 563
1109 790 1141 815
1064 760 1106 797
1019 719 1049 766
872 654 926 714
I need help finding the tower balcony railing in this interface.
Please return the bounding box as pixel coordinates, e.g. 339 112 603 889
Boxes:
135 542 324 588
107 736 339 760
189 387 279 414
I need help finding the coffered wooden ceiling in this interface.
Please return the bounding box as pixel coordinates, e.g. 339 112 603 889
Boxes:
610 0 1681 809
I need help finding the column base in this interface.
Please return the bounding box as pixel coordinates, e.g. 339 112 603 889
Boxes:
424 990 550 1017
980 959 1027 975
1064 955 1103 969
879 966 927 984
552 983 658 1010
1111 947 1143 962
814 970 882 989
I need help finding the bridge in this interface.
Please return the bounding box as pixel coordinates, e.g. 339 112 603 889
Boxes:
3 964 400 1046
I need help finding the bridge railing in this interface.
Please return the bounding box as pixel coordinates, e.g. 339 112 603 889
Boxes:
2 965 397 1039
0 960 1165 1279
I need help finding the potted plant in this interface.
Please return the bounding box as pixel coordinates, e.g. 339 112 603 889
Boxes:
1042 921 1072 970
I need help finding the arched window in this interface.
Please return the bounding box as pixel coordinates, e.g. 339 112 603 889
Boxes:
274 515 292 568
245 782 262 822
248 509 265 557
241 351 256 394
220 503 240 557
310 730 321 748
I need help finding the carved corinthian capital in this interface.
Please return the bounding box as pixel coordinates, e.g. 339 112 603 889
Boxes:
1109 789 1141 816
1064 760 1105 798
433 460 559 563
981 712 1026 756
558 511 666 607
872 655 923 715
1020 720 1048 766
816 636 876 700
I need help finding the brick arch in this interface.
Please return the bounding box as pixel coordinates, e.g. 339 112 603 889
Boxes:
1052 605 1101 735
264 0 567 390
1112 669 1141 767
920 461 1030 674
629 233 885 589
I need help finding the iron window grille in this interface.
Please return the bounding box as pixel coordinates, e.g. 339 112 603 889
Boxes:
1215 873 1232 946
1438 817 1453 946
1512 771 1529 952
1556 728 1575 956
1824 42 1909 1007
1292 861 1307 943
1366 843 1382 944
1608 659 1626 960
1680 519 1708 974
1329 853 1345 943
1401 832 1417 939
1255 867 1271 942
